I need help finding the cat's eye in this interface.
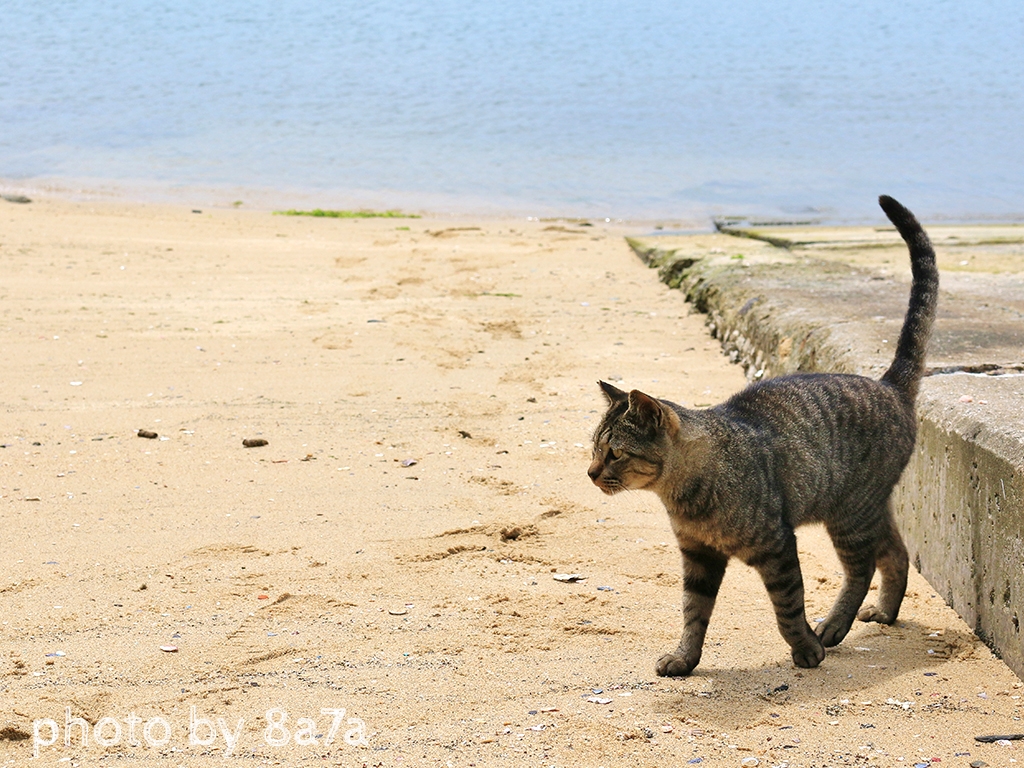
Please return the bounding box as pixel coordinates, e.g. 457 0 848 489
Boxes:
609 447 624 461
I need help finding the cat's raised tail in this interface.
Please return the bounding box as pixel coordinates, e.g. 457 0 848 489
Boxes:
878 195 939 401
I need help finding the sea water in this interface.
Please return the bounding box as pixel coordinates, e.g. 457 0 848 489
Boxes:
1 0 1022 220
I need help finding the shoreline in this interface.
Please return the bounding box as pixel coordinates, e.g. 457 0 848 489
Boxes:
0 174 707 228
7 174 1023 230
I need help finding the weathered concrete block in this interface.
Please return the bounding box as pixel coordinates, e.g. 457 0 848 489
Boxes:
898 380 1024 672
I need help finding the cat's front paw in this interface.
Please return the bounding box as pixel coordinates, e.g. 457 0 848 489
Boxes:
656 651 699 677
790 636 825 669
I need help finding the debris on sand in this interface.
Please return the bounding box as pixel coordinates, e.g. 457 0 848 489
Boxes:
553 573 586 583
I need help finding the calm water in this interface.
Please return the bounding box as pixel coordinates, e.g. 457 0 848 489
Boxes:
2 0 1023 221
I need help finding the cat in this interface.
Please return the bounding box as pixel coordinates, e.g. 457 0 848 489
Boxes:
588 195 938 675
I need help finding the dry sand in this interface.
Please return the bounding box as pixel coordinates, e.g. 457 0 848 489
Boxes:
1 197 1022 766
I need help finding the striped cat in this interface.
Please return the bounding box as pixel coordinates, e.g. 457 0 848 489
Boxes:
588 196 938 675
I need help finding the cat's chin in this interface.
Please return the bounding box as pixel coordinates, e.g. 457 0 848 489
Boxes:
593 481 623 495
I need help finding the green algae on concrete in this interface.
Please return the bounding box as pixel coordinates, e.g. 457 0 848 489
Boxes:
717 222 1024 250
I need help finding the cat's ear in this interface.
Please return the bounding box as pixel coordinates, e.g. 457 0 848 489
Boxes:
598 380 628 404
627 389 664 428
628 389 681 435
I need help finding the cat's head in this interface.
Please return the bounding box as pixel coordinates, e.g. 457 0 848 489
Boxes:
588 381 682 495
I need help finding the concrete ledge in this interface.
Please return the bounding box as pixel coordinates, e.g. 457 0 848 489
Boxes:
627 229 1024 678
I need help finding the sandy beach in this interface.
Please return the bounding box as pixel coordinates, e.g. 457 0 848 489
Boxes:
2 197 1022 766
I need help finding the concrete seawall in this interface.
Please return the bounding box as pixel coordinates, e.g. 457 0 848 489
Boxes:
627 224 1024 678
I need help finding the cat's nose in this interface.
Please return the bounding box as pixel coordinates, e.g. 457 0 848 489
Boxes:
587 460 602 481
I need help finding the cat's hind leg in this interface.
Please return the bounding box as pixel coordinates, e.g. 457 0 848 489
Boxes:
816 539 876 647
819 500 905 646
857 512 908 625
656 544 728 677
748 527 825 668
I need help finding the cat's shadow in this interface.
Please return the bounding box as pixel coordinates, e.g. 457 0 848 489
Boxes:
659 619 981 730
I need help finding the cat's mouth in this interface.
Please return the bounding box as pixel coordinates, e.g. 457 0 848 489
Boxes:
591 477 623 495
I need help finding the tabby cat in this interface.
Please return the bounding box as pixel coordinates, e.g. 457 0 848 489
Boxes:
588 196 938 675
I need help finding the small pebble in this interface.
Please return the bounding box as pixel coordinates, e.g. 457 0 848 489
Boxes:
159 645 178 653
959 395 974 403
741 758 759 767
587 697 612 705
388 608 408 616
401 458 418 467
138 429 158 439
553 573 586 582
243 438 268 447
